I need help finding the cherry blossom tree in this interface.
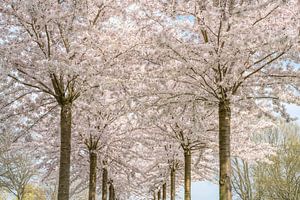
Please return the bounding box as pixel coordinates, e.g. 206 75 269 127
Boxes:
152 106 215 200
1 1 300 200
0 0 137 199
73 94 123 200
130 1 300 199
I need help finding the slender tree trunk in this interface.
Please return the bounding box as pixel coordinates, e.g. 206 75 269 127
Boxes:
102 167 108 200
219 100 232 200
18 188 25 200
184 149 191 200
58 103 72 200
170 166 176 200
109 182 115 200
89 151 97 200
153 192 156 200
157 190 161 200
162 183 166 200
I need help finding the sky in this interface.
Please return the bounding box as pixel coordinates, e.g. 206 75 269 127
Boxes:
178 181 218 200
177 104 300 200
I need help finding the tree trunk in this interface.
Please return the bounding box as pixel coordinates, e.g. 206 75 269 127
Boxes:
213 0 220 6
109 182 115 200
102 167 108 200
219 100 232 200
89 151 97 200
157 190 161 200
153 192 156 200
170 166 175 200
162 183 166 200
57 103 72 200
17 188 24 200
184 149 191 200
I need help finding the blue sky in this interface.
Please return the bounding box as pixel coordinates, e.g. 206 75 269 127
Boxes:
177 104 300 200
286 104 300 124
178 181 218 200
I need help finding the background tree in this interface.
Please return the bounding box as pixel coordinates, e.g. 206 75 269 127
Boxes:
0 152 35 200
232 122 300 200
22 184 46 200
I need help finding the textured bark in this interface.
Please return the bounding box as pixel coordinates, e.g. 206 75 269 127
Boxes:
213 0 235 11
102 167 108 200
219 100 232 200
162 183 166 200
57 103 72 200
170 167 176 200
89 152 97 200
157 190 161 200
109 182 115 200
213 0 220 6
184 149 191 200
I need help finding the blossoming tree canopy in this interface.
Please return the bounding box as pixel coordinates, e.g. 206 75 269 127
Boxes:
0 0 139 199
1 0 300 200
128 1 300 199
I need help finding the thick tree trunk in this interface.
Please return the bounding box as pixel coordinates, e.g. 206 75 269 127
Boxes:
102 167 108 200
170 166 176 200
58 103 72 200
89 151 97 200
109 182 115 200
219 100 232 200
162 183 166 200
157 190 161 200
184 149 191 200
